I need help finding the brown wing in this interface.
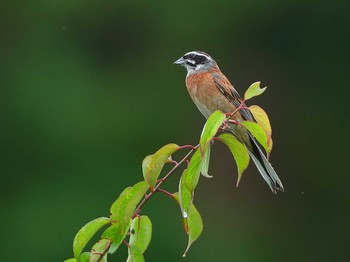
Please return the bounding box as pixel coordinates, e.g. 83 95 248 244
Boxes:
212 72 254 121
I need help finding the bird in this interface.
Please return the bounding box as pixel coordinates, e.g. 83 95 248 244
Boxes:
174 51 283 193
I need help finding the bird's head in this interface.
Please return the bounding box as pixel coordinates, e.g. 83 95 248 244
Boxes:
174 51 218 75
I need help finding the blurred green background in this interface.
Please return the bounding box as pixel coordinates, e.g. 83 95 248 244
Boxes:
1 0 349 261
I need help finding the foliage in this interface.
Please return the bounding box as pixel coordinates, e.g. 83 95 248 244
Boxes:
65 82 275 261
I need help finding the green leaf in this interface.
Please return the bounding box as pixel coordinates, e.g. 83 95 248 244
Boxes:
129 215 152 253
218 133 250 186
244 82 267 100
185 149 203 192
199 110 225 157
90 239 110 262
108 241 120 254
77 252 90 262
110 181 149 224
241 121 269 154
172 193 203 257
63 259 76 262
73 217 110 259
127 245 145 262
200 145 212 178
102 219 131 252
179 169 192 221
142 154 153 181
144 144 180 190
106 182 147 254
249 105 273 155
183 202 203 257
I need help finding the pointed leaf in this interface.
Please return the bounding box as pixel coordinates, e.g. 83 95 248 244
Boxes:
73 217 110 259
241 121 269 154
249 105 273 154
144 144 179 189
172 193 203 257
108 241 120 254
185 149 203 192
129 215 152 253
218 133 250 186
77 252 90 262
90 239 110 262
244 82 267 100
107 181 148 253
183 202 203 257
102 219 131 252
179 169 192 221
249 105 271 135
110 181 149 224
172 192 187 231
199 110 225 157
127 245 145 262
142 154 153 181
64 259 76 262
200 145 212 178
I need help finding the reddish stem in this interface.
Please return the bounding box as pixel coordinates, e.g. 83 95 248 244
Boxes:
178 144 196 150
96 144 199 260
131 145 199 218
95 240 112 262
168 159 179 165
158 188 177 200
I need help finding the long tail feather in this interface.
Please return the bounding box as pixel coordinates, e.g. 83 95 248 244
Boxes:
248 134 284 194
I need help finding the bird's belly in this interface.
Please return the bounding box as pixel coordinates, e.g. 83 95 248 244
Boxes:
186 72 235 118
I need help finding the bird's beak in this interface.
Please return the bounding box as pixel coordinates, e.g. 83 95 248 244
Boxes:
173 57 185 65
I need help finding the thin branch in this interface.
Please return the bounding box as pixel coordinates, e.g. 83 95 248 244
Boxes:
95 240 112 262
97 144 199 259
132 144 199 218
226 101 248 122
158 188 177 200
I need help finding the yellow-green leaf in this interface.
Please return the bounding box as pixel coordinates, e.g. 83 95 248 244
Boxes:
110 181 149 224
101 219 131 252
64 259 76 262
185 149 203 192
241 121 269 154
73 217 110 259
127 245 145 262
77 252 90 262
199 110 225 157
142 154 153 182
244 82 267 100
144 144 179 189
183 202 203 257
90 239 110 262
218 133 250 186
179 169 192 220
129 215 152 253
249 105 273 154
200 146 212 178
172 193 203 257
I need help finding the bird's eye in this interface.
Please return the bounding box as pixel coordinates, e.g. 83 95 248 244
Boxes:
183 53 195 60
188 53 195 59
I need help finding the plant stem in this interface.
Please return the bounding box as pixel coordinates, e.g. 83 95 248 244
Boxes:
158 188 177 200
95 240 112 262
132 144 199 218
96 145 198 260
226 101 248 121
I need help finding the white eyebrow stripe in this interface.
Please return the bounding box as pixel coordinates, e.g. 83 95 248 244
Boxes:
184 51 212 61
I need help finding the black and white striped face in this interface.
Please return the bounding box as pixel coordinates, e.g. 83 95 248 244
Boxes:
174 51 216 74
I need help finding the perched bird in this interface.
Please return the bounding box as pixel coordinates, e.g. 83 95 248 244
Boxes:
174 51 283 193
